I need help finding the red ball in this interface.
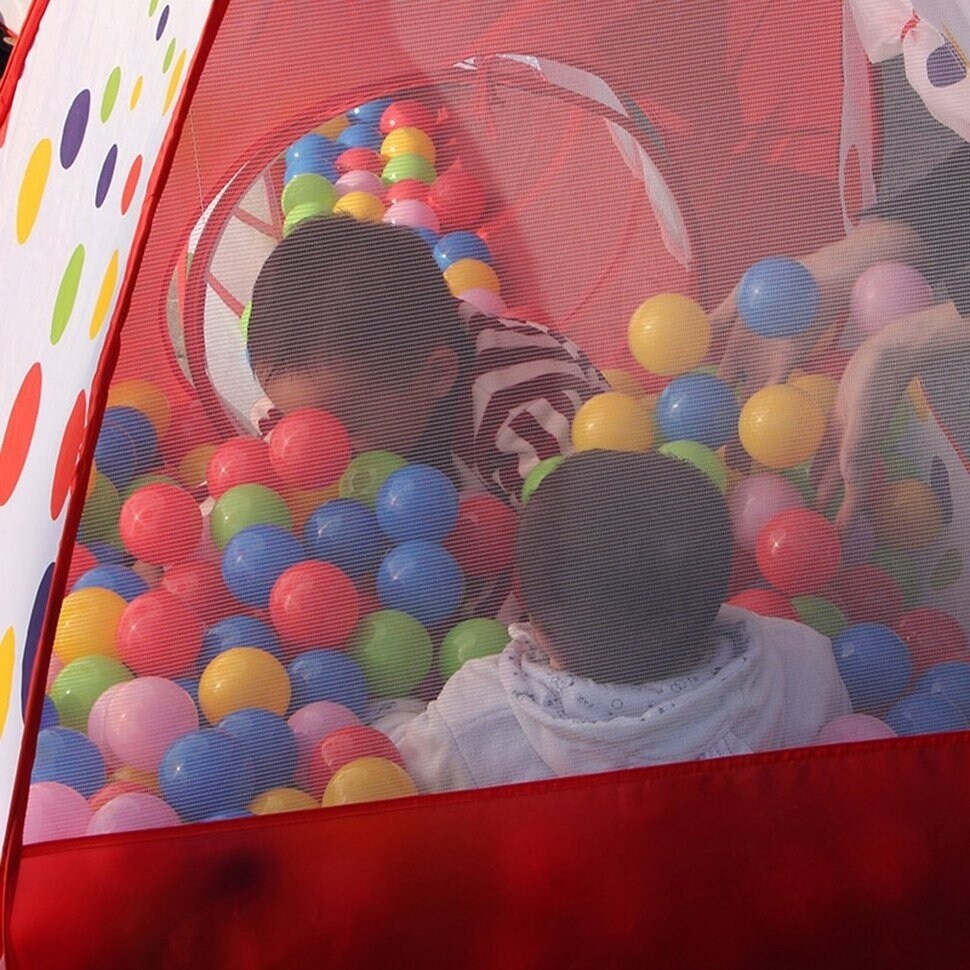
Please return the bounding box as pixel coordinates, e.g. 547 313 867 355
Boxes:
384 178 430 205
268 409 352 490
894 607 970 680
269 561 359 652
161 559 236 626
827 564 905 626
119 484 203 566
443 493 517 578
67 544 98 591
379 99 436 134
159 400 218 467
89 780 151 812
755 509 841 596
206 436 281 499
727 589 799 622
117 590 204 677
427 161 486 231
335 147 383 176
305 725 404 799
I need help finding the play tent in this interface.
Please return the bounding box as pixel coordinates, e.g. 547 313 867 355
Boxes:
1 0 970 965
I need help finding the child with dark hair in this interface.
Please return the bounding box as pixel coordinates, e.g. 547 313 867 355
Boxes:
375 451 850 792
247 216 607 505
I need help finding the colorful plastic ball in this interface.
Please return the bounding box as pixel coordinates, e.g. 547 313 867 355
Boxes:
788 372 838 416
442 492 517 578
119 483 202 565
913 662 970 720
89 779 154 813
383 199 440 232
755 509 840 596
381 126 436 164
380 98 436 134
346 610 432 697
827 564 905 626
87 792 180 834
813 714 897 745
433 231 492 270
884 692 968 736
268 409 352 490
348 98 394 125
288 700 362 790
655 373 739 449
335 147 383 176
158 728 256 821
280 171 337 218
103 677 199 772
283 203 326 237
832 623 912 714
218 707 298 794
426 161 486 230
159 399 219 468
209 484 292 550
872 479 943 550
332 190 386 222
850 262 933 335
32 727 106 798
382 153 437 186
628 293 710 377
458 288 507 317
894 607 970 679
288 648 369 715
790 595 847 638
337 123 383 151
116 590 203 678
520 455 565 506
84 681 126 771
412 227 439 247
376 541 463 627
307 726 404 800
49 655 132 731
322 756 417 806
106 380 172 437
200 615 283 668
93 425 137 490
728 474 805 550
303 499 385 579
40 696 59 729
385 178 429 205
269 561 360 651
572 392 654 453
737 257 820 337
198 647 291 725
206 436 281 499
443 258 500 297
221 524 305 608
439 618 508 680
24 781 94 844
177 442 220 489
72 564 147 602
66 545 98 591
86 541 131 567
339 452 407 507
283 483 341 533
334 169 385 197
53 587 126 664
285 133 340 176
738 385 825 469
375 464 459 543
79 473 121 544
160 560 236 627
249 787 318 815
726 589 799 622
657 440 727 494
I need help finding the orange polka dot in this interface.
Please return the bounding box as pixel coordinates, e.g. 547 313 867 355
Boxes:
50 390 87 520
0 363 43 505
121 155 143 215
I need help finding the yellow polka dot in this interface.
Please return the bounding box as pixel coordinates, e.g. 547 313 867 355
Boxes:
0 628 14 736
90 250 120 339
17 139 52 244
130 75 144 110
163 49 186 115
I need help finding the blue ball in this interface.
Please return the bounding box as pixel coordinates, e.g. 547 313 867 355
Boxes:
40 696 59 729
221 525 305 609
914 662 970 720
31 727 106 798
287 649 369 717
285 158 338 184
159 729 256 822
655 373 740 449
303 499 385 579
285 133 341 170
347 98 393 125
218 708 298 793
173 676 200 710
204 810 254 821
72 564 148 601
200 615 282 669
433 231 493 271
832 623 912 714
737 257 820 338
336 123 383 151
377 540 463 627
884 693 968 736
87 541 133 566
93 424 138 490
411 227 439 248
375 464 459 542
102 407 158 476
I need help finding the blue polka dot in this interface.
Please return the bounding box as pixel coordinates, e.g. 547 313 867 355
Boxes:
95 144 118 208
156 5 170 40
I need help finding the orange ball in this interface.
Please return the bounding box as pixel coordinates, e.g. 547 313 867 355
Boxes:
321 757 418 806
572 392 654 453
106 380 172 436
873 479 944 550
738 385 824 469
198 647 291 725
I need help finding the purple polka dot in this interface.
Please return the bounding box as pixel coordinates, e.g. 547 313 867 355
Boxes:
155 5 169 40
95 145 118 208
22 562 54 715
60 90 90 169
927 43 966 88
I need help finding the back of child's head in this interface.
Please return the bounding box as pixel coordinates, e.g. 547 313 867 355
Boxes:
517 450 732 685
247 217 459 384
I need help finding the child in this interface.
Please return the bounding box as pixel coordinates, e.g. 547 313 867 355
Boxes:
373 451 850 793
246 216 609 506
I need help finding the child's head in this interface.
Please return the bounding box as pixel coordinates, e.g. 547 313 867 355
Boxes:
247 217 461 454
516 450 732 684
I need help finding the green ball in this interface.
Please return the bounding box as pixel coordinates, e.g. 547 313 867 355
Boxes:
439 618 509 681
521 455 566 506
381 153 437 186
79 473 122 544
347 610 433 698
871 548 922 607
338 451 407 507
790 595 847 639
657 440 726 494
50 655 132 731
280 173 337 217
239 302 252 341
210 483 292 549
283 201 331 237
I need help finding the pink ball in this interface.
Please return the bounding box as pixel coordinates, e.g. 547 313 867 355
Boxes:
850 262 933 335
24 782 93 844
86 682 127 772
335 170 385 199
46 654 64 692
383 199 440 233
813 714 897 745
728 474 805 550
87 792 180 835
104 677 199 771
459 288 507 317
288 700 361 790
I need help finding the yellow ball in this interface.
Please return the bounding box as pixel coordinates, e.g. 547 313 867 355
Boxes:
283 483 341 533
873 479 943 550
443 258 501 297
106 380 172 436
788 372 838 417
316 115 349 139
380 127 436 165
250 787 319 815
198 647 291 726
332 191 385 223
322 757 418 807
738 385 824 469
572 392 654 453
178 443 219 489
53 588 126 664
601 368 645 398
112 765 159 793
628 293 711 376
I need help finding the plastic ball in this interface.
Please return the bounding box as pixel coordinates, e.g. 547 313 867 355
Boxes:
443 258 500 298
737 257 820 337
335 169 385 197
279 172 337 218
78 473 122 544
850 262 933 335
738 384 825 469
872 479 943 550
334 147 383 176
24 781 93 843
726 589 799 622
827 564 905 626
442 493 517 578
206 436 281 498
31 727 106 798
106 380 171 437
288 648 369 715
348 98 394 126
288 700 362 790
913 662 970 720
337 123 383 151
268 409 352 490
221 524 305 608
375 464 459 543
249 787 318 815
198 647 291 725
49 655 132 731
93 424 138 490
72 564 147 602
209 484 292 550
346 610 432 697
303 499 385 579
376 541 463 627
219 708 298 794
894 607 970 679
381 126 435 163
159 400 219 468
177 443 219 489
200 615 283 668
426 161 486 230
520 455 565 506
755 509 840 596
40 696 59 729
655 373 739 449
119 483 203 565
790 595 847 638
87 792 180 834
86 682 127 771
380 98 436 134
269 561 360 651
116 590 203 678
832 623 912 713
332 190 386 222
385 178 430 205
89 779 154 813
53 587 126 664
283 483 341 533
788 372 838 416
158 728 256 821
813 714 897 745
433 231 492 270
628 293 710 376
322 756 417 806
572 392 653 453
306 726 404 800
160 560 236 627
285 133 341 173
383 199 440 233
884 692 968 736
728 474 805 550
382 153 437 186
339 451 407 507
459 288 507 317
439 618 508 680
657 440 727 494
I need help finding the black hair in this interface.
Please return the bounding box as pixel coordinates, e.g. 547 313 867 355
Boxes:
247 217 460 383
516 450 732 685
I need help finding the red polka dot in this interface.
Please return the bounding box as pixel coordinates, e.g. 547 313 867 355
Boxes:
120 155 143 215
0 363 43 506
50 389 87 519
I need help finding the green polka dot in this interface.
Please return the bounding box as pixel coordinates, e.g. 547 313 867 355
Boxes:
148 0 159 14
101 67 122 123
240 302 252 340
51 245 85 345
163 38 176 73
931 547 963 591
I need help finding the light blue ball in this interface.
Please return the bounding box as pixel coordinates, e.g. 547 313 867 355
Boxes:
655 373 739 449
375 464 459 543
737 257 820 338
885 692 968 736
832 623 912 714
377 540 463 627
